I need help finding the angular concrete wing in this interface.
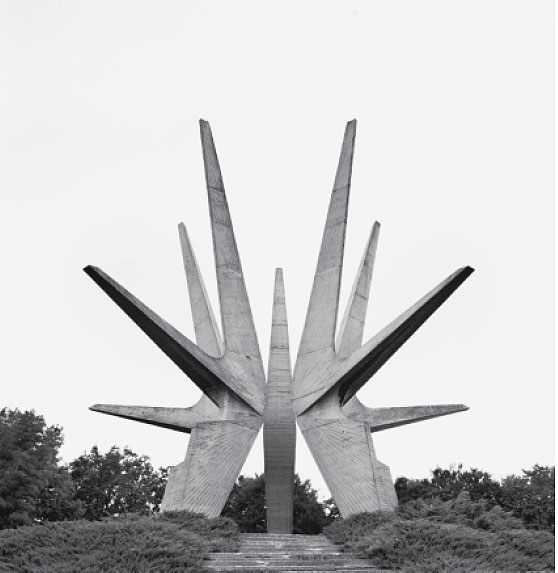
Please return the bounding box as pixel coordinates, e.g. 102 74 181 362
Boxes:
89 404 210 433
84 265 262 413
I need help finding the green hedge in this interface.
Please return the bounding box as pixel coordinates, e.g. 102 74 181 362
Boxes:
0 512 239 572
324 497 555 572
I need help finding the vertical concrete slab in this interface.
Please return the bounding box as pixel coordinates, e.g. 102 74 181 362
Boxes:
264 269 296 533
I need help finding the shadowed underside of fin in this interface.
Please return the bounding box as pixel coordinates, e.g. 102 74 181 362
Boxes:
83 265 263 413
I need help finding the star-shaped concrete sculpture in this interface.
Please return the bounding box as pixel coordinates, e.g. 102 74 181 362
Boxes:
85 119 473 531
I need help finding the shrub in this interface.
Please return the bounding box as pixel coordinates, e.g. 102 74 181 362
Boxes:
323 508 555 571
0 512 239 572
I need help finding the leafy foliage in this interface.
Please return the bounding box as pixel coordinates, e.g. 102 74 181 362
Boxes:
324 500 555 572
69 446 167 520
396 463 555 533
0 511 239 572
499 465 555 532
0 408 81 529
221 473 333 533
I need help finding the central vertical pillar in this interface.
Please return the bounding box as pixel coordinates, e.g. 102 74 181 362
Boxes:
264 269 296 533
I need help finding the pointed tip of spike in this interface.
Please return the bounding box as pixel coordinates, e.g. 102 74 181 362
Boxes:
373 220 381 231
83 265 96 276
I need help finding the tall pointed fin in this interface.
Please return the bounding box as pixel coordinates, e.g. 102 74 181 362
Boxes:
89 404 209 433
179 223 224 357
348 404 469 432
294 120 357 387
337 266 475 405
336 221 380 357
264 268 296 533
199 120 263 376
83 265 261 412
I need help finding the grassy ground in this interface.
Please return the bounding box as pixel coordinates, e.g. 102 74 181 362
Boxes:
324 496 555 572
0 512 239 572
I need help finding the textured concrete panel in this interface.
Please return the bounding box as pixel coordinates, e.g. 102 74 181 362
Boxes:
87 119 472 524
162 421 259 516
264 269 296 533
299 414 396 515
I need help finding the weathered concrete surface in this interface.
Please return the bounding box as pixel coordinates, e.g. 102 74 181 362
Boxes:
263 269 296 533
87 120 264 518
87 119 473 523
294 120 472 517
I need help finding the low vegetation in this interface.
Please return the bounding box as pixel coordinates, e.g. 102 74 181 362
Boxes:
1 407 554 571
324 494 555 571
0 512 239 572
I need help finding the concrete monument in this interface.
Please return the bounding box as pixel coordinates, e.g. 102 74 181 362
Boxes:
85 119 472 532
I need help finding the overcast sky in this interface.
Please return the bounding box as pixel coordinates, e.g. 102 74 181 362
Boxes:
0 1 553 499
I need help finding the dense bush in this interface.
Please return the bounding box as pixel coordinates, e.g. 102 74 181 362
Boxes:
0 511 239 572
396 464 555 533
324 501 555 572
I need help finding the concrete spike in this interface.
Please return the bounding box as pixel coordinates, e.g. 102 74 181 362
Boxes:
293 266 474 415
178 223 224 357
351 404 469 432
199 120 264 376
264 269 296 534
83 265 263 413
89 404 209 433
336 221 380 357
294 120 357 390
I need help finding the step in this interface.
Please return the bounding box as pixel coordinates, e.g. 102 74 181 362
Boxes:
204 533 386 572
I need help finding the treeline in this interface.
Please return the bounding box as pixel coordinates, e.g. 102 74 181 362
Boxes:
0 408 166 529
0 407 554 536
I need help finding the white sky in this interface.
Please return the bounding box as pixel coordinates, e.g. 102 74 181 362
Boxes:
0 1 553 499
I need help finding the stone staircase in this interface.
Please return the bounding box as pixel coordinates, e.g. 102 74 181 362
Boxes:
204 533 386 572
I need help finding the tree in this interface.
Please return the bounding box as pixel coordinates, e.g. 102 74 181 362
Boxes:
0 407 81 528
395 464 502 506
221 473 332 533
69 446 167 520
499 465 554 532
